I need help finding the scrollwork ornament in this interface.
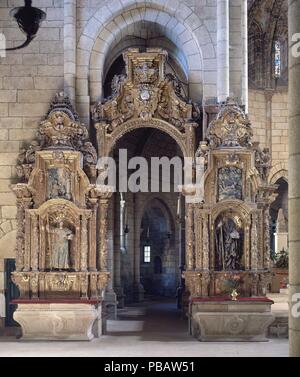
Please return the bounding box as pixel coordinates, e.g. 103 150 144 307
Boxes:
207 98 253 149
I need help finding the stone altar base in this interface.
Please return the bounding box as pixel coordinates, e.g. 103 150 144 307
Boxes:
190 298 275 342
12 300 102 341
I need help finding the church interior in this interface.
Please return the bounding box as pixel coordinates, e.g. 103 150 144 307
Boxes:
0 0 299 357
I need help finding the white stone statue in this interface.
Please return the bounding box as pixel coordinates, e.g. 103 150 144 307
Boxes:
47 221 74 270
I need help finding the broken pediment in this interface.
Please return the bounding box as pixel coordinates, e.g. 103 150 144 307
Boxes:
92 48 193 131
16 92 97 183
207 98 253 149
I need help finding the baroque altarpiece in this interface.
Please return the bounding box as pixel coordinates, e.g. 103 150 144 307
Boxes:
185 98 277 299
12 93 110 302
9 49 277 341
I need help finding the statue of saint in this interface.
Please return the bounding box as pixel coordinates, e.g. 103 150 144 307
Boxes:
48 168 72 200
47 221 74 270
215 217 243 271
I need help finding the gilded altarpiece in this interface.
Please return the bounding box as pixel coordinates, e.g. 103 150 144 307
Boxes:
92 48 197 159
12 93 110 302
185 99 277 298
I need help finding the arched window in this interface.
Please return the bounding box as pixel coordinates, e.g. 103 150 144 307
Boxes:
143 245 151 263
248 21 264 87
274 40 281 79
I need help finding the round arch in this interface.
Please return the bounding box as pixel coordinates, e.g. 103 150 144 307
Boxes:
139 196 176 235
76 0 215 106
211 200 252 224
269 162 288 185
107 118 187 157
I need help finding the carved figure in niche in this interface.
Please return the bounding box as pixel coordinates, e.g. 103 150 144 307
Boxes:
165 73 186 100
195 142 209 171
215 216 243 271
48 168 72 200
218 167 242 201
255 147 271 182
111 74 126 98
47 220 74 270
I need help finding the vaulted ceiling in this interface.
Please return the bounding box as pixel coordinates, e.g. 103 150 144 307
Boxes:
248 0 288 88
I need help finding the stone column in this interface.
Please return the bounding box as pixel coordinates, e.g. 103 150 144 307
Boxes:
217 0 230 102
288 0 300 357
133 197 144 302
88 199 98 271
64 0 77 104
185 203 194 270
114 195 125 307
31 214 39 271
241 0 248 113
251 213 258 271
15 199 27 271
264 89 274 154
202 214 209 270
99 199 110 271
80 215 88 272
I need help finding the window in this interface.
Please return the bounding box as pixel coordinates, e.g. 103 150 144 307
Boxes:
144 245 151 263
274 40 281 78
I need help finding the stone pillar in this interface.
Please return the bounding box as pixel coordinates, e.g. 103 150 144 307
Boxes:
31 214 39 271
88 199 98 271
114 195 125 307
241 0 248 113
15 198 29 271
264 89 274 154
202 214 209 270
251 213 258 271
105 196 118 319
99 199 110 271
288 0 300 357
185 203 194 270
217 0 230 102
133 197 144 302
64 0 77 104
80 215 88 272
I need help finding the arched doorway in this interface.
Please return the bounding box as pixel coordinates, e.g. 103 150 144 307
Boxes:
140 198 178 298
270 177 288 255
92 48 198 321
109 127 185 306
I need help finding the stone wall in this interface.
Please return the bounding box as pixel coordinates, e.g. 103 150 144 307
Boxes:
0 0 64 258
248 88 288 184
0 1 64 324
0 0 285 320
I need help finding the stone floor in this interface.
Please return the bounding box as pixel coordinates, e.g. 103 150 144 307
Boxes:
0 298 289 357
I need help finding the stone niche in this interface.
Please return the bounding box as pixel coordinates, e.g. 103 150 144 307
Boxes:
11 93 110 340
186 98 277 341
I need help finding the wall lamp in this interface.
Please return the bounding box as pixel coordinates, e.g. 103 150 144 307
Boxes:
5 0 46 51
